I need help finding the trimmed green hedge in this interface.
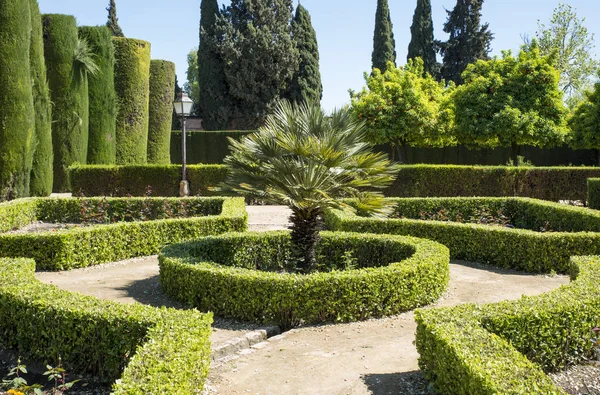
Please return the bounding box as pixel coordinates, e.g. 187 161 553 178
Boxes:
0 0 35 200
170 130 256 164
588 178 600 210
388 165 600 203
324 197 600 273
29 0 53 197
415 255 600 394
148 60 175 164
0 196 247 270
113 37 151 165
0 257 212 393
69 164 229 196
159 231 450 328
79 26 117 165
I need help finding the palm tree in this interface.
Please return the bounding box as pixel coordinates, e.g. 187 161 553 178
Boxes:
224 101 398 273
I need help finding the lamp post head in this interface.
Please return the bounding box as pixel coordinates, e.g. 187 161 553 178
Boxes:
173 92 194 117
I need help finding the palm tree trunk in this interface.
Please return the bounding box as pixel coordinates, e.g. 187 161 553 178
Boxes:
289 208 322 273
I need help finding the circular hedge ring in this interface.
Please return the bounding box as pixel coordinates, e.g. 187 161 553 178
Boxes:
159 231 450 327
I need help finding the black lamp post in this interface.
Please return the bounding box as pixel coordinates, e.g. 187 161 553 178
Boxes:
173 92 194 197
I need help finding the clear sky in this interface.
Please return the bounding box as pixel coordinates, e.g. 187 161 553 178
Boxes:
38 0 600 112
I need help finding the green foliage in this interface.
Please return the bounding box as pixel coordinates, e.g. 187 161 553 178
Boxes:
184 48 200 116
0 197 247 270
351 59 453 163
285 4 322 105
159 231 449 328
106 0 124 37
79 26 117 165
324 197 600 273
452 45 569 163
29 0 53 197
113 37 151 165
213 0 299 129
43 14 89 192
588 178 600 210
569 73 600 164
0 257 212 393
371 0 396 74
170 130 255 164
148 60 175 164
437 0 493 85
407 0 438 78
415 255 600 394
0 0 35 200
69 164 229 197
0 199 38 233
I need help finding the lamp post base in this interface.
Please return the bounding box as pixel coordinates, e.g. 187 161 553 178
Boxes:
179 180 190 197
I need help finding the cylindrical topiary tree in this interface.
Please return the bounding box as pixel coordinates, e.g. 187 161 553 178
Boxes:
0 0 35 201
43 14 89 192
113 37 151 164
79 25 117 165
29 0 53 196
148 60 176 164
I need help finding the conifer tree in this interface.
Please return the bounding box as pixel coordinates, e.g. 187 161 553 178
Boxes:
437 0 493 85
106 0 124 37
286 4 322 105
371 0 396 74
407 0 438 78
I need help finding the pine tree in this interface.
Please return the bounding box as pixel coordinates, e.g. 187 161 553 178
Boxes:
285 4 322 105
371 0 396 74
407 0 438 78
198 0 229 130
437 0 493 85
106 0 124 37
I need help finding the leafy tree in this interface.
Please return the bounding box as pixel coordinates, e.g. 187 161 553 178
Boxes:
185 48 200 116
569 72 600 165
407 0 438 78
106 0 124 37
285 4 322 105
452 43 569 165
351 59 454 163
224 101 397 273
437 0 493 85
372 0 396 74
213 0 299 129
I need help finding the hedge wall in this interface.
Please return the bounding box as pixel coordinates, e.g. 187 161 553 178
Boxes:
69 164 229 196
79 26 117 165
415 255 600 394
29 0 53 197
0 257 212 393
388 165 600 203
43 14 89 192
588 178 600 210
324 197 600 273
148 60 175 164
0 196 247 270
159 231 450 328
113 37 151 165
170 130 255 164
0 0 35 200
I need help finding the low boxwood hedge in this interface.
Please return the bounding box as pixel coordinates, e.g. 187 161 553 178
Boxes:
0 257 212 393
0 196 247 270
415 255 600 394
324 197 600 273
159 231 450 328
588 178 600 210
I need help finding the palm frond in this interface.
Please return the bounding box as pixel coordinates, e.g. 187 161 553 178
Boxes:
73 38 100 82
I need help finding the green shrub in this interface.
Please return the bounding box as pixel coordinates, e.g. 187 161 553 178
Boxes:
588 178 600 210
113 37 151 165
0 197 247 270
0 257 212 393
69 164 229 196
159 231 450 328
324 197 600 273
29 0 53 197
79 26 117 165
0 0 35 200
170 130 256 164
148 60 175 164
415 255 600 394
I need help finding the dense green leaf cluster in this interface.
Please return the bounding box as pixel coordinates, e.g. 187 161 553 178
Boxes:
415 255 600 394
371 0 396 74
147 60 175 164
170 130 255 164
106 0 124 37
569 74 600 163
407 0 438 78
0 257 212 393
159 231 449 328
587 178 600 210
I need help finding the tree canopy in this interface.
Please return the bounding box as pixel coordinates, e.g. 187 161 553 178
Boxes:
106 0 124 37
407 0 438 78
371 0 396 74
185 48 200 116
569 71 600 164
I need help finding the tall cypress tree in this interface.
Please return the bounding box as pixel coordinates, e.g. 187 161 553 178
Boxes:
106 0 124 37
407 0 438 78
198 0 230 130
437 0 493 85
372 0 396 74
285 4 322 105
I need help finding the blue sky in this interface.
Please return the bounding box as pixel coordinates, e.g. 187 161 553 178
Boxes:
38 0 600 112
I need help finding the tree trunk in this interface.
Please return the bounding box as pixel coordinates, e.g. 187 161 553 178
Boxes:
289 208 322 273
511 142 521 166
